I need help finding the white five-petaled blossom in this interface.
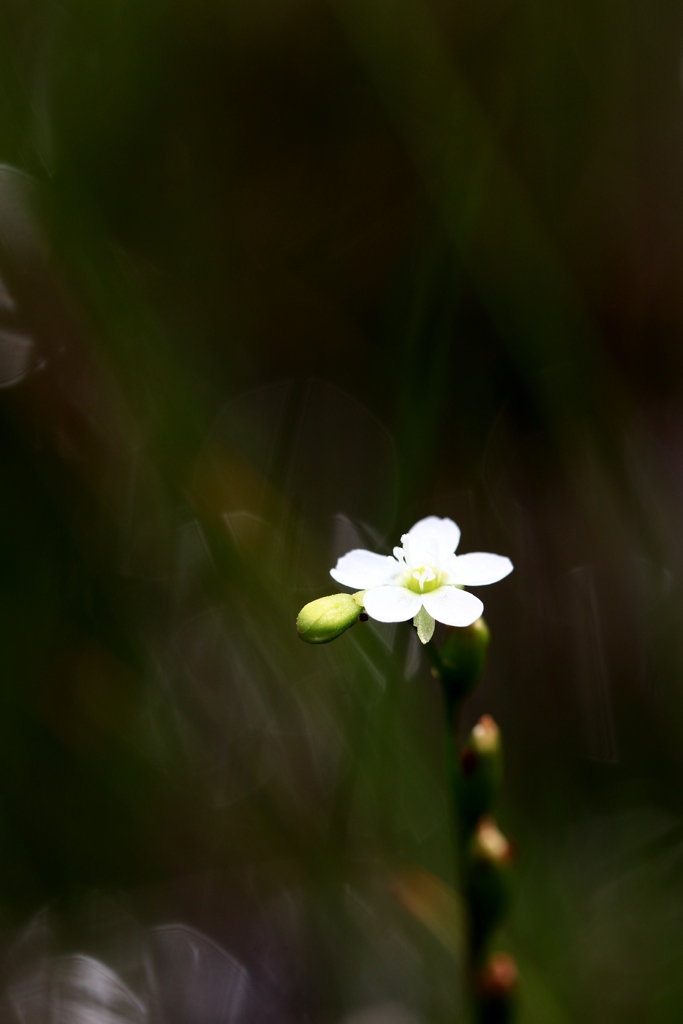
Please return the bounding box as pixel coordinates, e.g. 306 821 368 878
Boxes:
330 516 513 643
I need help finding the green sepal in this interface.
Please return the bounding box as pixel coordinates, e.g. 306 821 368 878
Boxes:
413 606 436 644
459 715 504 833
466 818 513 959
439 617 490 698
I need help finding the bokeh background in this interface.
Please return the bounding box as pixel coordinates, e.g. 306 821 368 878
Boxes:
1 0 683 1021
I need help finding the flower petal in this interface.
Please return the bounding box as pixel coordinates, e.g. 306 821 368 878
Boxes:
422 586 483 627
401 516 461 566
330 550 399 589
363 586 422 622
446 552 513 587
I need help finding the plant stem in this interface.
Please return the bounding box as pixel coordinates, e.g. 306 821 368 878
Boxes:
425 644 470 1021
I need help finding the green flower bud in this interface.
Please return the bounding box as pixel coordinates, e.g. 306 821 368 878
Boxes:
439 617 490 698
460 715 504 832
466 817 513 957
296 593 364 645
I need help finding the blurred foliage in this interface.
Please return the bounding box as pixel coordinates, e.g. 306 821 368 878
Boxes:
1 0 683 1020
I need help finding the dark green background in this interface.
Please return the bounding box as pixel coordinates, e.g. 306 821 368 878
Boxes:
1 1 683 1020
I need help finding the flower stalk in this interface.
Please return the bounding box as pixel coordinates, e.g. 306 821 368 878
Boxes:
428 621 517 1024
296 515 516 1022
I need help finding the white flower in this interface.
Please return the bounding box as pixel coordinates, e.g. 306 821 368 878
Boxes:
330 516 513 643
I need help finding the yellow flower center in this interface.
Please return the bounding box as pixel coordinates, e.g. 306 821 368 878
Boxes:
407 565 440 593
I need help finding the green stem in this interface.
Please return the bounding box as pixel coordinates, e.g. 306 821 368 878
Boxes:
424 637 444 676
429 639 482 1023
427 643 463 828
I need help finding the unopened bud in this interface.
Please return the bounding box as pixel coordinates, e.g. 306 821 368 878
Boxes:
296 593 364 644
439 617 490 697
472 818 512 865
467 817 513 955
471 714 501 757
460 715 503 831
477 952 518 1024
